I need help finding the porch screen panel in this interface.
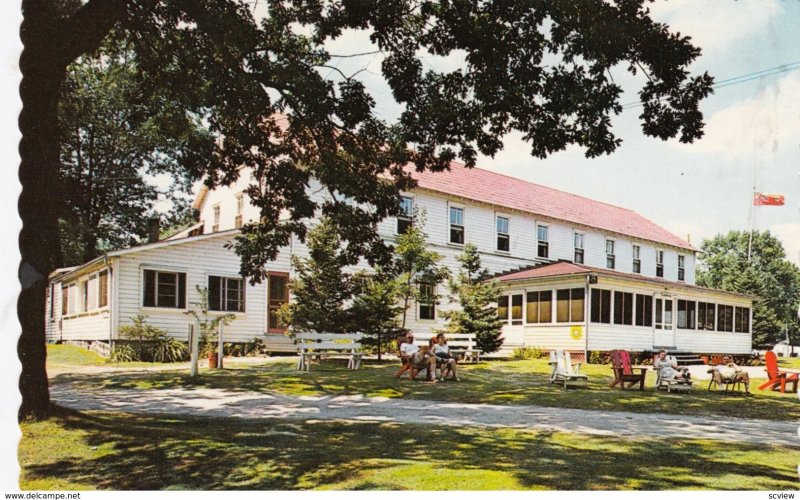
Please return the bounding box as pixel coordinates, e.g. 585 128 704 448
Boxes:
735 307 750 333
590 289 611 324
525 292 538 323
498 296 509 323
539 291 552 323
698 302 715 331
556 289 570 322
613 291 633 325
510 294 523 325
677 300 696 329
718 305 733 332
635 294 653 327
570 288 585 322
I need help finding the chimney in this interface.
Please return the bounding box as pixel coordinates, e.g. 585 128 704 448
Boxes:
147 217 160 243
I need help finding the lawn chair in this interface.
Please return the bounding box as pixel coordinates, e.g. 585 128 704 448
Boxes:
609 349 647 390
757 351 799 393
707 366 745 393
393 336 431 381
655 355 692 393
549 350 589 388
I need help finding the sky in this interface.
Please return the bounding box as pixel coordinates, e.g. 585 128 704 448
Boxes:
266 0 800 265
1 0 800 489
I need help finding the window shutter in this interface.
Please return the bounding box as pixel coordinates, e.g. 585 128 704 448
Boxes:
143 270 156 307
178 273 187 309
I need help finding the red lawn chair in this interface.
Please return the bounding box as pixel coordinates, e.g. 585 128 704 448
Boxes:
758 351 799 393
609 349 647 390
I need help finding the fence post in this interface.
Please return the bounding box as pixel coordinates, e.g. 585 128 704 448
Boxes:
217 323 224 369
189 323 198 377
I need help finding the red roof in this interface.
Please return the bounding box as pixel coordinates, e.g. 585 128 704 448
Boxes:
411 162 696 251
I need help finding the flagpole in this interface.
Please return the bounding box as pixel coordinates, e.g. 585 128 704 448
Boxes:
748 186 755 261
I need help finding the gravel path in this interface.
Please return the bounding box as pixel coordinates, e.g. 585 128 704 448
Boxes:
50 381 799 447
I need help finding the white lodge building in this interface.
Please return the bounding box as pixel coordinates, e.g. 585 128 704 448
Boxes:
45 162 753 356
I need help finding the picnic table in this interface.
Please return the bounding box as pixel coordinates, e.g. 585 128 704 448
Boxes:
412 333 483 363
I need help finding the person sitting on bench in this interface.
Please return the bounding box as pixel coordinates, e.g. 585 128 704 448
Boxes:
654 349 691 382
433 333 459 381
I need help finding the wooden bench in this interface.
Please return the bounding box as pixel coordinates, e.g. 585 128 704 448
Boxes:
295 332 364 371
413 333 483 363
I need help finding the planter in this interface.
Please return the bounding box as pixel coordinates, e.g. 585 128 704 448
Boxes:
208 352 219 369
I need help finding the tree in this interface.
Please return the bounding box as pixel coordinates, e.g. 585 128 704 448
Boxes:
393 210 449 329
21 0 712 419
696 230 800 347
443 243 504 354
58 36 212 265
277 218 356 334
350 267 405 360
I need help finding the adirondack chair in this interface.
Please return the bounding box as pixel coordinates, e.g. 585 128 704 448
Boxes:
757 351 799 393
549 350 589 388
394 336 432 381
609 349 647 390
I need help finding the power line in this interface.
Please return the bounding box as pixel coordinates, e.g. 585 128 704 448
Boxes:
621 61 800 110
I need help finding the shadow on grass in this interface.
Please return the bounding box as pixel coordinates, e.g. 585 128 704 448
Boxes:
20 406 799 490
50 358 800 422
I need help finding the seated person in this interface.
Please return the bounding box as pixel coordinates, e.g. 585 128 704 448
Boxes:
712 355 751 394
433 333 459 381
654 349 691 383
397 333 437 382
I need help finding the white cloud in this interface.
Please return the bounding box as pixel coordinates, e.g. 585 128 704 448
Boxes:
769 223 800 267
648 0 783 55
676 72 800 159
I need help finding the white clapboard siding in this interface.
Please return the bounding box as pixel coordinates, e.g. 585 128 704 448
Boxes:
61 311 111 342
115 233 287 343
44 282 61 342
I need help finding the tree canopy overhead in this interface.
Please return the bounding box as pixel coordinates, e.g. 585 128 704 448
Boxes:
20 0 713 418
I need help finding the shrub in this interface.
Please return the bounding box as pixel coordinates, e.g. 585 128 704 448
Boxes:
511 346 546 360
119 314 167 361
109 344 137 363
152 336 188 363
588 351 610 365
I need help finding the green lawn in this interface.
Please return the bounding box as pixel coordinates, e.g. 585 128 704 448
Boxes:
19 407 800 490
48 349 800 422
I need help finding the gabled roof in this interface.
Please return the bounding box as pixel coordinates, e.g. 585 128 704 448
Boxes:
495 261 752 299
411 162 697 251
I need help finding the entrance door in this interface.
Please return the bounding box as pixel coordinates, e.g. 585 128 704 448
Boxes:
653 294 676 348
267 272 289 334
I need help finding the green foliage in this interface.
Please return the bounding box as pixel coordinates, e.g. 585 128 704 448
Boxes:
350 267 406 358
588 351 610 365
278 218 357 334
58 35 211 265
185 287 236 357
393 209 450 328
108 344 137 363
152 336 188 363
443 244 504 354
511 347 546 360
696 230 800 347
118 314 167 361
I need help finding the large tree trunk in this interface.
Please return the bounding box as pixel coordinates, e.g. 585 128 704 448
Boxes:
18 2 66 420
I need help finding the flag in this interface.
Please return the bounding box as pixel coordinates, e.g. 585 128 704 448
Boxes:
753 192 785 206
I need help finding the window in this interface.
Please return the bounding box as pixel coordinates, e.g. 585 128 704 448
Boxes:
717 304 734 332
677 300 696 329
143 270 187 309
677 255 685 281
613 291 633 325
526 290 552 323
418 282 436 320
574 232 584 264
449 206 464 245
235 193 244 229
81 280 89 312
98 270 109 308
590 289 611 324
537 225 549 258
496 215 510 252
510 294 523 325
735 307 750 333
212 204 221 232
632 245 641 274
654 298 673 330
87 275 98 311
209 276 245 312
606 240 615 269
497 296 509 323
397 196 413 234
656 250 664 278
635 294 653 327
556 288 585 323
61 285 69 315
697 302 715 331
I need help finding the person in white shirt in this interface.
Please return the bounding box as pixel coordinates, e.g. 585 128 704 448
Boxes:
654 350 690 382
397 333 437 382
433 333 459 381
712 355 751 394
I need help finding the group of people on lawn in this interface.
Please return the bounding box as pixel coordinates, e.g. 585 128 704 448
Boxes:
654 349 751 394
396 332 459 383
